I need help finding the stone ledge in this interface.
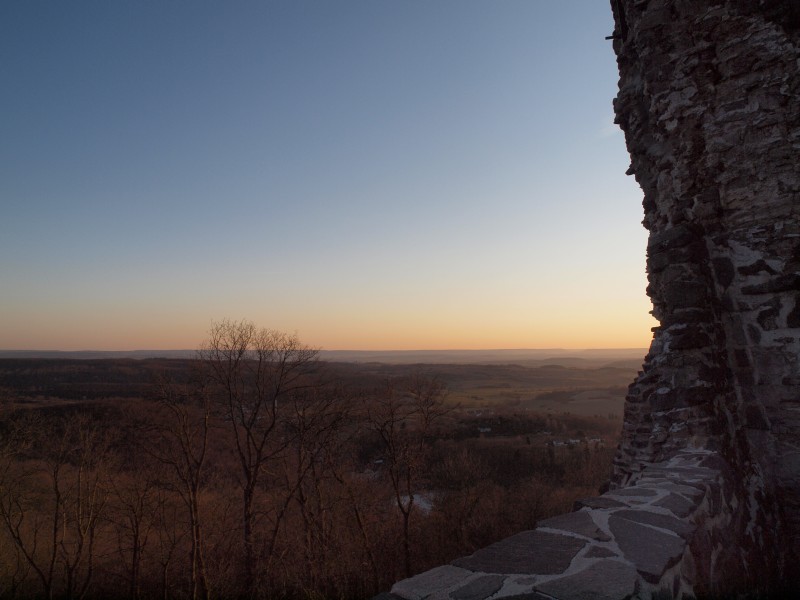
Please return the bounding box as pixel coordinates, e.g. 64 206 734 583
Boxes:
380 449 725 600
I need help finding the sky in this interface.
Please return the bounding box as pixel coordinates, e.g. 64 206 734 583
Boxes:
0 1 656 352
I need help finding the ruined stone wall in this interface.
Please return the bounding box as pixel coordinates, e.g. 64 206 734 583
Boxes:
611 0 800 588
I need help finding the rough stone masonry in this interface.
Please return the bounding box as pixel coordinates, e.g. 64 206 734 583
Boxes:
610 0 800 589
378 2 800 598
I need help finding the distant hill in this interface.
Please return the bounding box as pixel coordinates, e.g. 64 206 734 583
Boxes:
320 348 647 367
0 348 647 368
0 349 197 360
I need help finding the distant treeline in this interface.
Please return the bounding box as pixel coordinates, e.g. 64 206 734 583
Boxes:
0 347 647 366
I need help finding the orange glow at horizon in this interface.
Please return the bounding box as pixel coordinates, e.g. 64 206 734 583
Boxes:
0 303 657 352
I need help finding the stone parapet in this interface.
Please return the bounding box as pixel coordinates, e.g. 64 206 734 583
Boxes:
380 450 735 600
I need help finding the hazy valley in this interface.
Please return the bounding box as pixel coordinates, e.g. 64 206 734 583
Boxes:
0 350 640 599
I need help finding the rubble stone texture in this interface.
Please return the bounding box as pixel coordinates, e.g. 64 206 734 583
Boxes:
377 2 800 597
610 0 800 590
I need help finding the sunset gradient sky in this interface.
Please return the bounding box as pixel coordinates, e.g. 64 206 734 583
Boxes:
1 1 656 351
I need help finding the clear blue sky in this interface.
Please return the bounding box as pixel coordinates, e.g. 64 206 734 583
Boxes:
0 1 655 351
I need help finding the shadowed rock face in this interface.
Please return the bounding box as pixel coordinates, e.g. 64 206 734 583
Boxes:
610 0 800 588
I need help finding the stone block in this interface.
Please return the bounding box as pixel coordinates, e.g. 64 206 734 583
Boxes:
670 328 713 350
654 493 696 518
788 295 800 327
609 515 686 583
606 487 658 498
662 281 710 310
659 482 706 501
533 560 639 600
538 511 611 542
738 259 778 276
648 224 698 251
449 574 506 600
573 496 627 511
585 546 618 559
488 594 550 600
746 405 771 430
452 531 586 575
614 509 695 539
743 274 800 295
681 386 717 406
712 257 735 288
391 566 474 600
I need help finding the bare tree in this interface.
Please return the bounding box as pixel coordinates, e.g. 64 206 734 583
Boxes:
107 467 159 600
199 319 319 595
0 404 36 597
144 379 212 600
368 374 449 578
0 413 111 600
432 447 496 555
150 487 187 600
282 385 352 591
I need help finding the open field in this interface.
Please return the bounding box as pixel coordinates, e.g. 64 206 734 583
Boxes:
326 360 638 417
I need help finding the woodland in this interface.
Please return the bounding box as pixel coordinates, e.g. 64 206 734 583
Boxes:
0 323 632 600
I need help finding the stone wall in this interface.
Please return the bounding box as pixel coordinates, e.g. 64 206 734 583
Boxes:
610 0 800 590
376 2 800 597
381 451 736 600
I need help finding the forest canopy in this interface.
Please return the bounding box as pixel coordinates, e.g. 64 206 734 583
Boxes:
0 323 627 600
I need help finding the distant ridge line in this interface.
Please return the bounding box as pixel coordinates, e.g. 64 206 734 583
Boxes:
0 350 198 360
0 348 647 364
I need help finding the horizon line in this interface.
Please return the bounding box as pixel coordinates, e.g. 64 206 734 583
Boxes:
0 347 650 353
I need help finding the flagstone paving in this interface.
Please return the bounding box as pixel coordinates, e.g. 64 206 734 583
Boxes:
380 450 724 600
